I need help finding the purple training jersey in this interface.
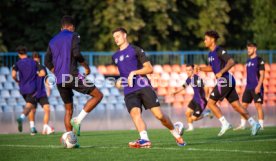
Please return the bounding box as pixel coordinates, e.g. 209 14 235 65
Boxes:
112 44 151 95
185 74 206 108
36 63 47 98
13 58 37 95
246 56 265 90
208 46 236 86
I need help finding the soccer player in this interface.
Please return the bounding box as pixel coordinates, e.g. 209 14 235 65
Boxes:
199 30 261 136
28 52 54 135
234 42 265 130
112 27 185 148
173 64 212 132
12 46 41 132
44 16 103 136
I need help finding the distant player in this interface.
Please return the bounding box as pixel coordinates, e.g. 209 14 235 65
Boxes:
112 27 185 148
27 52 54 135
199 30 261 136
44 15 103 137
12 46 41 132
235 42 265 130
173 64 213 131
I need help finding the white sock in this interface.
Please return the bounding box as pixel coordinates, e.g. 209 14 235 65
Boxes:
188 123 193 129
139 130 149 141
43 124 49 130
259 120 264 128
170 129 180 138
219 116 229 126
241 119 246 126
248 117 257 126
30 121 35 128
76 109 88 124
20 114 26 120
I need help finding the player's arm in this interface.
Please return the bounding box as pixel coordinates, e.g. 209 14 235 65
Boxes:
36 63 46 77
173 84 186 95
198 66 213 72
45 78 51 97
255 58 265 94
72 33 90 75
216 49 235 78
128 46 153 87
44 46 54 73
11 65 19 83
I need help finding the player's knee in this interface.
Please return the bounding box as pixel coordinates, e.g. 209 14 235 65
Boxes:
185 111 191 117
155 113 165 121
43 105 50 113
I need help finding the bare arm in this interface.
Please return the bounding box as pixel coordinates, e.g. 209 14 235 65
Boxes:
128 62 153 87
12 70 19 83
217 58 235 77
199 66 213 72
80 62 91 75
255 70 265 94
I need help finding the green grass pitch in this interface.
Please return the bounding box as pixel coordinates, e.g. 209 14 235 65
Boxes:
1 127 276 161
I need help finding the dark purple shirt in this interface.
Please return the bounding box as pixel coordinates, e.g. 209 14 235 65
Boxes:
246 56 265 90
208 46 236 86
36 64 47 98
185 74 206 107
112 44 151 95
45 30 85 84
13 58 37 95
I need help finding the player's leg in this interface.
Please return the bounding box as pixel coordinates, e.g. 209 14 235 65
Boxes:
150 106 185 146
125 91 151 148
64 103 73 131
28 107 37 135
17 94 36 132
254 92 264 129
208 86 232 136
39 97 54 135
186 108 194 131
255 103 264 129
141 87 185 146
228 90 260 135
234 102 248 130
57 84 74 132
71 87 103 135
235 89 253 130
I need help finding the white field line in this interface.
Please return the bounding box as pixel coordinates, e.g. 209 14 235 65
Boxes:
0 144 276 154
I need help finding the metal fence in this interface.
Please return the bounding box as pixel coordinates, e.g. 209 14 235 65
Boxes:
1 50 276 67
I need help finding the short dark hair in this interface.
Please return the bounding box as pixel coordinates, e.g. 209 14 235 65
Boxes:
205 30 220 41
112 27 127 35
186 64 194 69
16 45 27 55
61 15 74 27
247 42 257 47
32 51 40 59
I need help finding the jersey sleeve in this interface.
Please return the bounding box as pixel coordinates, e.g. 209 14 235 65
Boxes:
133 45 149 64
72 33 85 63
44 46 54 70
217 48 232 63
12 63 18 71
258 57 265 71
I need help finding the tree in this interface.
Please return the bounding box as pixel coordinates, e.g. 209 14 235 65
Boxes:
251 0 276 49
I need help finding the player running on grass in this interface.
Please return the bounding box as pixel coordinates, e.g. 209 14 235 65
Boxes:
13 46 44 133
28 52 54 135
173 64 213 132
44 15 103 137
235 42 265 130
112 27 185 148
198 30 261 136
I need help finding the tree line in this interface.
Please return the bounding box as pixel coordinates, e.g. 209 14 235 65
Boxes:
0 0 275 52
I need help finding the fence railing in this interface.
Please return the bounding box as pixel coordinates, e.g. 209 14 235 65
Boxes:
1 50 276 67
